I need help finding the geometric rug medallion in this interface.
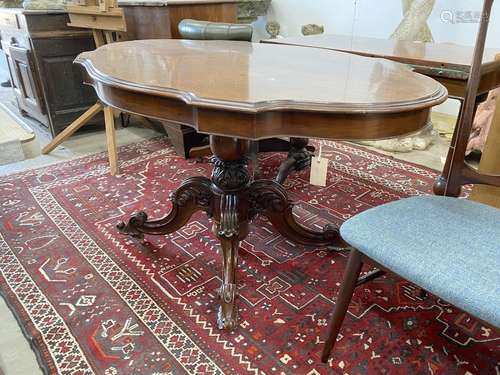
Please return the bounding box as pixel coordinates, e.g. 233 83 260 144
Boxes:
0 137 498 374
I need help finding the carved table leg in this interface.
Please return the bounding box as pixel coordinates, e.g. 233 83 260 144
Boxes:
118 135 343 329
210 137 251 329
117 176 214 240
275 137 314 184
215 196 249 329
248 180 346 248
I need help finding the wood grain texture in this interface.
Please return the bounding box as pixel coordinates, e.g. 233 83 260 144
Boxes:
76 39 446 141
76 40 446 114
264 34 500 75
264 34 500 97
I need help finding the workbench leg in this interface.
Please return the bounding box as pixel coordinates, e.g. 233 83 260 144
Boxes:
104 105 119 176
42 102 103 155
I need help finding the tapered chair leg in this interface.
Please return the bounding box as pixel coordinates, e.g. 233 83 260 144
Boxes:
104 105 119 175
321 249 363 363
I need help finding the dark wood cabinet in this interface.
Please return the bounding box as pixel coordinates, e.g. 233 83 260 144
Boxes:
9 44 46 122
0 9 99 137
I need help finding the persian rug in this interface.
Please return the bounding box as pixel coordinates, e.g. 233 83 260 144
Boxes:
0 137 498 375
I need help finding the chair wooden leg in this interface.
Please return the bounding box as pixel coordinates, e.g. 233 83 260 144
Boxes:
41 102 103 154
321 249 363 363
104 105 119 175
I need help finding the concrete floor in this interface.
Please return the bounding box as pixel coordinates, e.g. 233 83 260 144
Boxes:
0 109 452 374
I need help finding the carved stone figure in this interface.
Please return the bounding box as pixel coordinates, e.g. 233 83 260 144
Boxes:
364 0 436 153
391 0 435 42
0 0 23 7
265 21 281 39
301 24 325 36
22 0 68 9
237 0 272 23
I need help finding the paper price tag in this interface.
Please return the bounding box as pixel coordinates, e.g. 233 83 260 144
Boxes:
309 143 328 187
310 157 328 186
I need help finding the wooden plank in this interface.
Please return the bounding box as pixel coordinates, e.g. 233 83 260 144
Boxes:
66 5 123 17
68 13 127 32
104 105 119 175
92 29 105 47
41 102 103 154
67 5 126 32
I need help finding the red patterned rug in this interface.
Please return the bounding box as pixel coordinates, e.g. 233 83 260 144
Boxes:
0 137 498 375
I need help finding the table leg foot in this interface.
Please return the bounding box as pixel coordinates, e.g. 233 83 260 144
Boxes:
248 180 347 248
275 137 313 184
117 176 214 240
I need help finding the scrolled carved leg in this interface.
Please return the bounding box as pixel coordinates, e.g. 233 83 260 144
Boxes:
215 197 248 329
117 176 214 239
209 136 252 329
248 180 346 248
275 137 313 184
216 214 248 329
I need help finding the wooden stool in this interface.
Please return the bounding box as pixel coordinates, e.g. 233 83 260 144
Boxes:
41 0 126 176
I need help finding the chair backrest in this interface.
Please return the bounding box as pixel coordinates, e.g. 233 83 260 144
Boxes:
178 19 253 42
445 0 500 195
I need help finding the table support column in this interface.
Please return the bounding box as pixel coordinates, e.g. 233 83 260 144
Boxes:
117 135 344 329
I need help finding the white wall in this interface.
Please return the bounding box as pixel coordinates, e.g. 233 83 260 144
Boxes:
253 0 500 115
255 0 500 48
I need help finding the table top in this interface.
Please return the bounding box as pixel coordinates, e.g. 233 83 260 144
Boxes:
264 34 500 78
77 39 446 114
77 39 447 140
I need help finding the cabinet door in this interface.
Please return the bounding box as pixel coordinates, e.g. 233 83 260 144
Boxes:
32 36 99 135
9 45 46 122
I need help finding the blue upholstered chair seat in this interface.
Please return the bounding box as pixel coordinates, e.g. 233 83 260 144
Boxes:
340 195 500 327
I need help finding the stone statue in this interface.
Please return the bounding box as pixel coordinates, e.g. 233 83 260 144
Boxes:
0 0 23 7
238 0 272 24
22 0 76 9
361 0 436 153
301 24 324 36
391 0 435 42
265 21 281 39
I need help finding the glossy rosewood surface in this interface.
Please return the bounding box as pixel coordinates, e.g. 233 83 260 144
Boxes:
77 39 446 113
76 39 447 140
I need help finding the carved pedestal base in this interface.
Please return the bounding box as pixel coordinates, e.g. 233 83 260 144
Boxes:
118 135 343 329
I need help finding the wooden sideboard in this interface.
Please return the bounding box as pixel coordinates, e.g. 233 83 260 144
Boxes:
0 9 99 137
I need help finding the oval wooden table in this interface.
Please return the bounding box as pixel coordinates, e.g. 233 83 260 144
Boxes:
76 39 447 329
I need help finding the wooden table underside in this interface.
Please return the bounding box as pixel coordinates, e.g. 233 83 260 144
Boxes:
77 40 447 329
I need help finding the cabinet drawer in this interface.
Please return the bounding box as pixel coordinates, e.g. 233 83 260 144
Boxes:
0 13 20 30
